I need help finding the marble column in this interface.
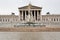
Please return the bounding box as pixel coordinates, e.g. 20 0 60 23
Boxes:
39 10 42 21
37 10 39 21
19 11 21 21
22 10 23 21
35 10 37 21
20 10 22 21
30 11 33 22
34 10 36 21
25 10 26 21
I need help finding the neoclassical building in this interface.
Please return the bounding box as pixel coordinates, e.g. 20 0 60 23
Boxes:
19 4 42 23
0 4 60 27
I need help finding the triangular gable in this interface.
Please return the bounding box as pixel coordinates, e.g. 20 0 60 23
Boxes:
18 4 42 9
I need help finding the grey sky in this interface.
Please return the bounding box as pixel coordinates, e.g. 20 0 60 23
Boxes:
0 0 60 15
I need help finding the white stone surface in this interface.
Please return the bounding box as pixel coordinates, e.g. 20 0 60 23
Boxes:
0 32 60 40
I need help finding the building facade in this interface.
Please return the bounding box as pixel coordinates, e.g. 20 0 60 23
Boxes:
0 4 60 27
18 4 42 23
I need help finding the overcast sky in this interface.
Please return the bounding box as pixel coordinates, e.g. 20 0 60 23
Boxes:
0 0 60 15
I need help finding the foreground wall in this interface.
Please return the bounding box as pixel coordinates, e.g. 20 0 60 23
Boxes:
0 22 60 27
0 32 60 40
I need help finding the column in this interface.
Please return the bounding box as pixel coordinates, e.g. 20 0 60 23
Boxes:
30 10 32 22
23 10 25 20
37 10 38 21
22 10 23 21
25 10 26 21
37 10 40 21
20 10 22 21
19 11 20 21
39 10 42 22
19 11 21 21
34 10 36 21
35 10 37 21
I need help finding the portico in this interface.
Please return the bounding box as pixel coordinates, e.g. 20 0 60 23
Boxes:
18 4 42 23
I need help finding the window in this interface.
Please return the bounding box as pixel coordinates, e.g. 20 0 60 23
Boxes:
51 18 53 21
6 19 7 22
54 18 55 21
57 18 58 21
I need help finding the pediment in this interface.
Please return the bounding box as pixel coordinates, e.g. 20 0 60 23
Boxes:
18 4 42 9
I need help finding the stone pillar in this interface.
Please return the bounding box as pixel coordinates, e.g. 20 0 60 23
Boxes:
39 10 42 22
19 11 20 21
22 10 23 21
30 11 33 22
40 10 41 21
37 10 38 21
34 10 36 22
25 10 26 21
23 10 25 21
20 10 22 21
37 10 40 21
